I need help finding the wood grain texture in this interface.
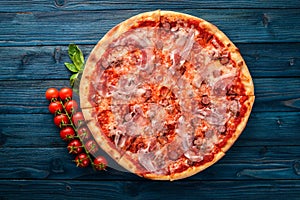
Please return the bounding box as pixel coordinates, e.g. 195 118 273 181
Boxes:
0 112 299 147
0 180 300 200
1 43 299 81
1 0 300 12
1 9 300 46
0 0 299 198
0 146 300 180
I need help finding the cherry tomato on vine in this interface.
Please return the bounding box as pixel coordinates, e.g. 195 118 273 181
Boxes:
59 87 73 101
60 127 76 141
93 156 108 171
45 88 59 101
54 114 69 128
64 100 78 114
77 126 91 141
72 112 85 127
48 101 63 114
75 153 90 168
67 139 83 154
85 140 98 155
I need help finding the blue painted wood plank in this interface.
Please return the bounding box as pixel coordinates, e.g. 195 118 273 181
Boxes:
239 43 300 78
0 43 299 81
1 9 300 46
0 1 298 198
1 0 300 12
0 112 299 147
0 180 300 200
0 146 300 180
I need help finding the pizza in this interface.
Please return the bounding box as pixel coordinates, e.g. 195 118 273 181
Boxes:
79 10 255 180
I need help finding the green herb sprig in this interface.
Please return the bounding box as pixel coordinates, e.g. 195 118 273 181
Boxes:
64 44 85 89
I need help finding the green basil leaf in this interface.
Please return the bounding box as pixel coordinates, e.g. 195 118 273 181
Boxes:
68 44 84 71
70 73 78 87
64 62 78 73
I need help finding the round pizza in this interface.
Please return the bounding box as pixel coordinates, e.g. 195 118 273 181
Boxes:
79 10 255 180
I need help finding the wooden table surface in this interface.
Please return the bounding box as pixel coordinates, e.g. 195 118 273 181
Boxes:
1 1 300 199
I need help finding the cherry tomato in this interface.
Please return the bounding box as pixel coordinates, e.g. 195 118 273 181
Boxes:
72 111 84 127
67 139 83 154
59 87 73 101
75 153 90 168
48 101 63 114
85 140 98 155
54 114 69 128
93 156 107 171
45 88 59 101
64 100 78 114
60 127 76 141
77 126 91 141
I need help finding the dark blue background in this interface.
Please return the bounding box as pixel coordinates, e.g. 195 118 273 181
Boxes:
0 0 300 199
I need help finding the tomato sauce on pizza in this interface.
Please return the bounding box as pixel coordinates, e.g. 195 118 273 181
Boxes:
80 10 254 180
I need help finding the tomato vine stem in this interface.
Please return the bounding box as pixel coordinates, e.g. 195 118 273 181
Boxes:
59 99 96 170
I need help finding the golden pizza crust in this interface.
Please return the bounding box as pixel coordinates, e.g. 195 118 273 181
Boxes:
239 61 255 96
169 151 225 181
80 10 255 181
160 10 219 36
80 10 161 109
220 95 255 153
213 26 254 96
81 108 124 162
118 154 172 180
117 149 225 181
208 26 255 153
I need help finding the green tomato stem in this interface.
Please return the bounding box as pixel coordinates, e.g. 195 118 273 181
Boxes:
59 100 96 170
